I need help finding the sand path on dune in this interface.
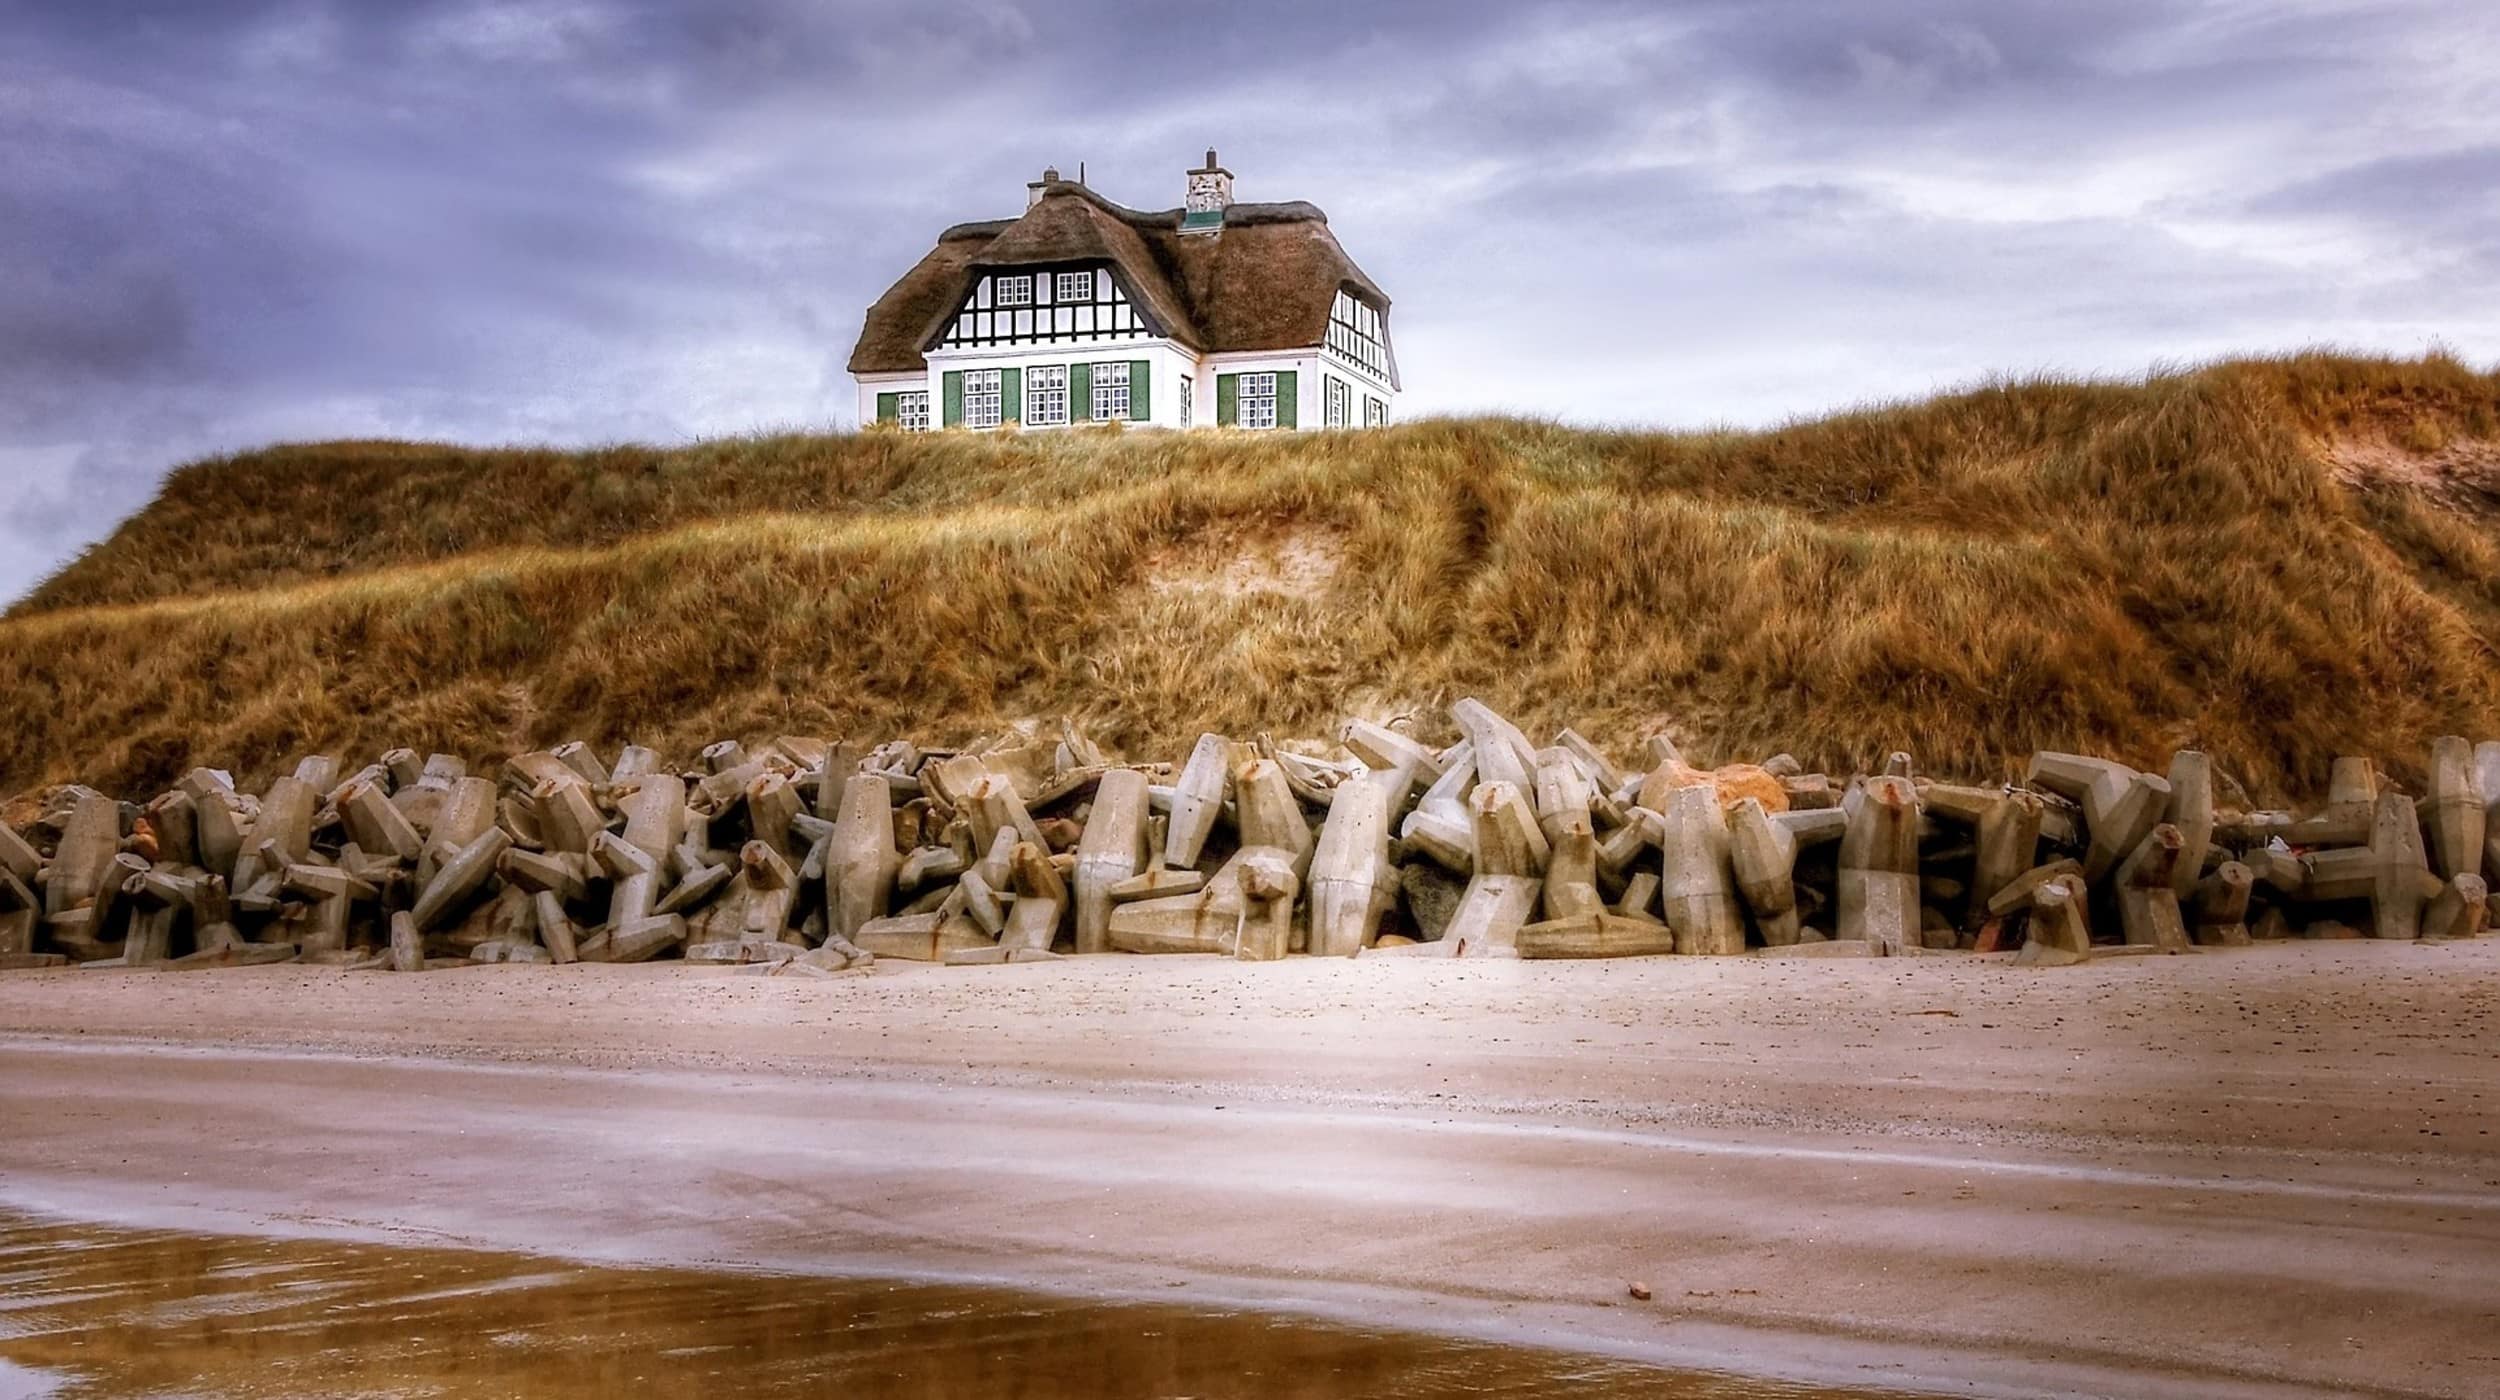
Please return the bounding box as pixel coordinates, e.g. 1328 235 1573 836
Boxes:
1 942 2495 1398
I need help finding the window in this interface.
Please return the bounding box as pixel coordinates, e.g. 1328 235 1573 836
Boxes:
1365 396 1388 428
1179 376 1194 429
1091 361 1130 420
898 391 929 432
1027 365 1069 427
964 369 1003 429
1055 271 1093 303
1240 372 1278 430
994 274 1033 307
1325 376 1348 428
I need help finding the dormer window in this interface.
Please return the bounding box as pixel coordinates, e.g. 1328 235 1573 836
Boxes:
1056 271 1096 302
995 274 1034 307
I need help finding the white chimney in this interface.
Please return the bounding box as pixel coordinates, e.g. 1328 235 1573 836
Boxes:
1181 148 1232 233
1027 165 1061 210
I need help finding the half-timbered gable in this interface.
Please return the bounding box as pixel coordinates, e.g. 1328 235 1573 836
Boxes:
851 151 1399 433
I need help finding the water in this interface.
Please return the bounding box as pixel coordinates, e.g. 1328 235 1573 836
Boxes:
0 1210 1884 1398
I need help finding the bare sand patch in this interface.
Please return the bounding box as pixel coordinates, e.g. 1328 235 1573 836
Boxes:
1142 523 1345 600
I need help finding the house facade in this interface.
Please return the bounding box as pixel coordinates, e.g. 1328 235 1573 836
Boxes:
849 152 1399 432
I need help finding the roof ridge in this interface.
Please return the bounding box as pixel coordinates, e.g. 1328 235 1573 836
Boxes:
938 182 1329 242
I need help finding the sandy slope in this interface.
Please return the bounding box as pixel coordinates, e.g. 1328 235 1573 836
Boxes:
1 943 2495 1398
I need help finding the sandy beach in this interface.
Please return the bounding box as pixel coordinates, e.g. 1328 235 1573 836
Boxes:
2 942 2495 1398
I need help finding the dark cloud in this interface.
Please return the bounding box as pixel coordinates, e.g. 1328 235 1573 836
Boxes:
3 0 2496 601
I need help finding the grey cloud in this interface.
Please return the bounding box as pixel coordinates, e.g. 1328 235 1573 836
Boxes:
2 0 2497 603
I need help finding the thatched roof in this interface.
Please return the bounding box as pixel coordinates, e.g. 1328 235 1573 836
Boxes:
848 181 1394 382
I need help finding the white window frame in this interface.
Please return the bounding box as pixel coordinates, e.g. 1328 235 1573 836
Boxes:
1179 376 1194 429
1026 365 1069 427
1055 271 1092 303
897 391 929 432
1091 361 1130 420
1240 372 1278 430
1365 395 1388 428
994 274 1033 307
964 369 1003 430
1325 376 1348 428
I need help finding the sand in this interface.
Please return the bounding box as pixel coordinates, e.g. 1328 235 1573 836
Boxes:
1 942 2495 1398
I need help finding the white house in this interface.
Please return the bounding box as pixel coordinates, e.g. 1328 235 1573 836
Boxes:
849 151 1399 432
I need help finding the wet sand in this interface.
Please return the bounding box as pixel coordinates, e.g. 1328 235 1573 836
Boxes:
0 942 2495 1397
0 1209 1831 1398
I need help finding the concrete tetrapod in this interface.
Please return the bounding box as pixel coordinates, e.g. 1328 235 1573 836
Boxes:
43 792 120 920
2370 790 2433 941
2113 824 2191 951
1451 697 1538 794
1163 734 1235 870
1233 759 1315 879
2422 874 2489 940
1307 769 1396 958
411 828 510 933
599 774 687 958
1426 781 1546 957
826 773 899 945
1398 742 1478 875
337 779 424 863
1727 800 1846 946
420 777 497 886
998 842 1068 954
2164 751 2214 903
2192 862 2255 946
1072 768 1149 955
2015 873 2094 966
1659 783 1745 956
2426 737 2486 882
1338 720 1441 803
1517 812 1675 959
1838 776 1921 954
2024 753 2170 883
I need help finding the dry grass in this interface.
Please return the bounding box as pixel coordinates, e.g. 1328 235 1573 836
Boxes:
7 351 2499 804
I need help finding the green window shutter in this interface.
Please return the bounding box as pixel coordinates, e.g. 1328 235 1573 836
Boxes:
1275 370 1299 429
942 372 964 427
1001 367 1022 425
875 392 898 424
1070 362 1092 421
1216 373 1238 427
1128 360 1151 421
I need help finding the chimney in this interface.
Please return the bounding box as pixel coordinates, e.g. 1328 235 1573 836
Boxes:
1028 165 1061 210
1181 148 1232 233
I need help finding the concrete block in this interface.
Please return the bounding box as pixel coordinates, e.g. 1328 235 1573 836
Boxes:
2164 751 2214 903
1398 743 1478 875
2426 737 2486 881
412 828 511 932
1659 784 1742 955
1164 734 1235 870
1839 775 1920 954
1073 768 1149 955
1469 781 1547 878
1309 770 1396 958
2113 824 2190 950
2192 862 2253 946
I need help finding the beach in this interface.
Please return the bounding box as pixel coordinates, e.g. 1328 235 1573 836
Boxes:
2 942 2495 1398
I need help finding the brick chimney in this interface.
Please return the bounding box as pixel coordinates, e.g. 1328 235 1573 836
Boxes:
1181 148 1232 233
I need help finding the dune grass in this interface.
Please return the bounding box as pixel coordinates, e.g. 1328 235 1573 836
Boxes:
6 351 2498 803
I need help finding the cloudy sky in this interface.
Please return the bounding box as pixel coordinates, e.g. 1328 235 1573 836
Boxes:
5 0 2497 603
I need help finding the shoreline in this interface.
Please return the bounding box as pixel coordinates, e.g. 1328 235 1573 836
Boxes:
2 945 2495 1398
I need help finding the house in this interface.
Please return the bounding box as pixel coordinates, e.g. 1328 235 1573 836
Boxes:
849 151 1398 432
